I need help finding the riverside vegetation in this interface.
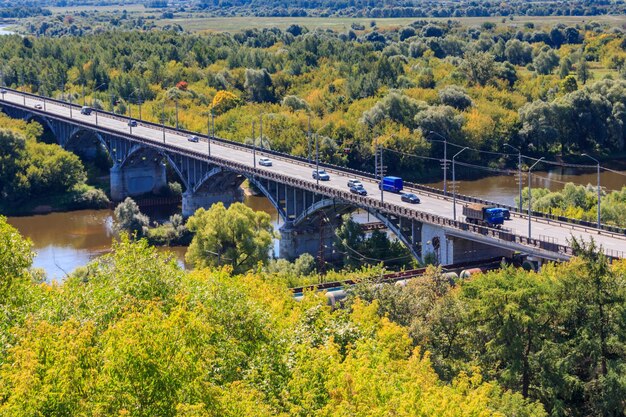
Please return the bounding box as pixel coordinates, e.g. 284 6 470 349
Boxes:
0 112 109 214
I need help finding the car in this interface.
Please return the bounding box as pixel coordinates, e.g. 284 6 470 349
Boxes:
187 135 199 143
258 157 272 167
0 88 7 95
347 179 363 188
401 192 420 204
312 169 330 181
80 106 92 115
349 184 367 196
127 119 138 127
34 103 43 109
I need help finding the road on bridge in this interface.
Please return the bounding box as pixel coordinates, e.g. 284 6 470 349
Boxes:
3 90 625 259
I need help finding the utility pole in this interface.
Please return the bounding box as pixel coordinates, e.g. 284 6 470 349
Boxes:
428 131 449 196
259 113 263 150
582 153 601 229
175 98 179 130
252 121 256 168
379 145 384 203
207 111 212 157
452 147 469 221
504 144 523 212
161 101 166 143
307 113 311 163
315 133 320 186
528 157 545 239
82 83 85 106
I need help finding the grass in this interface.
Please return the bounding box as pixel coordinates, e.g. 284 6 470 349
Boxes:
153 14 626 33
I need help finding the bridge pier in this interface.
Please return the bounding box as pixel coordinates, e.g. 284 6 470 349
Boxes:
110 162 167 202
279 220 339 262
182 188 244 217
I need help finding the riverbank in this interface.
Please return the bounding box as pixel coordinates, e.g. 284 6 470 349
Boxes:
0 185 110 217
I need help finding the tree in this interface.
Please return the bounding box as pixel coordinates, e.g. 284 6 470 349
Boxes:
113 197 150 237
0 216 33 296
438 85 473 110
212 90 241 114
186 202 274 273
462 267 555 398
461 51 497 86
534 48 560 75
361 91 422 128
577 59 590 84
244 68 275 103
281 94 309 112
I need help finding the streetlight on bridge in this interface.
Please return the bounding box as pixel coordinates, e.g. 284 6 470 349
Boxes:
427 130 449 196
452 146 469 221
527 157 545 239
504 143 523 212
582 153 602 229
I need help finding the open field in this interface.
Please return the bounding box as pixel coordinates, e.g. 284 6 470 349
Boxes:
153 14 626 32
47 4 150 13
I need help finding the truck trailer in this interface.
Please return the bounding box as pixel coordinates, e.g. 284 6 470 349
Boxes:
462 203 504 228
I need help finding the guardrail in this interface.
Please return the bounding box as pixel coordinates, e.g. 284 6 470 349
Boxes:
1 88 622 260
5 86 624 236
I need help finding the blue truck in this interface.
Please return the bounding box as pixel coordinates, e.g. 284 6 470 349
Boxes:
378 176 403 193
463 203 504 228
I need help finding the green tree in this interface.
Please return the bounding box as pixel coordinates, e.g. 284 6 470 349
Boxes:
0 216 33 296
113 197 150 237
462 266 555 399
186 202 274 273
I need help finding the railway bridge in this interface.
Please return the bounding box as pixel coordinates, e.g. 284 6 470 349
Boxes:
2 87 625 264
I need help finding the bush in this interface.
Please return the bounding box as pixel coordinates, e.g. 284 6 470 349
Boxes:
438 85 473 110
72 186 110 209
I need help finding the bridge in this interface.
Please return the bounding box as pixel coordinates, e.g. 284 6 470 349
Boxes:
1 87 625 264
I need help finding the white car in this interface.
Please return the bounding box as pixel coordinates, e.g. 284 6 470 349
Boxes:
347 179 363 188
34 103 43 109
258 157 272 167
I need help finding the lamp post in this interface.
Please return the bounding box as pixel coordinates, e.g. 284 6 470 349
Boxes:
452 147 469 221
161 100 166 143
207 110 213 157
252 121 256 168
379 145 384 203
582 153 601 229
428 131 449 196
527 157 545 239
315 133 320 186
504 144 523 212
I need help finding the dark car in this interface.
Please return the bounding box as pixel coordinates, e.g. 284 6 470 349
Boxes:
401 192 420 204
127 119 138 127
187 135 199 143
312 169 330 181
0 88 7 95
349 184 367 196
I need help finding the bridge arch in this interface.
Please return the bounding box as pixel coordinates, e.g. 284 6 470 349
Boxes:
24 112 57 142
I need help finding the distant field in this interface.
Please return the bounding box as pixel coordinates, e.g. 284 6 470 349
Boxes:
153 14 626 33
47 4 150 14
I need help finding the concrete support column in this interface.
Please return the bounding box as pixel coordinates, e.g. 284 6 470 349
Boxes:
182 187 244 217
110 161 167 202
110 163 126 202
279 220 339 261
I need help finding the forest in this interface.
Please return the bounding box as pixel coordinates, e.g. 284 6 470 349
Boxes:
1 208 625 416
2 19 626 182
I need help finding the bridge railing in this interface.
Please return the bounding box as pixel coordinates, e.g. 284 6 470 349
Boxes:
4 87 626 244
3 94 616 259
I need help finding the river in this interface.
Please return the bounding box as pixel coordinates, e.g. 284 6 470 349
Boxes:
0 26 14 36
7 166 626 280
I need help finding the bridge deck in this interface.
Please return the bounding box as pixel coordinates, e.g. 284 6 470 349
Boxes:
2 89 625 259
